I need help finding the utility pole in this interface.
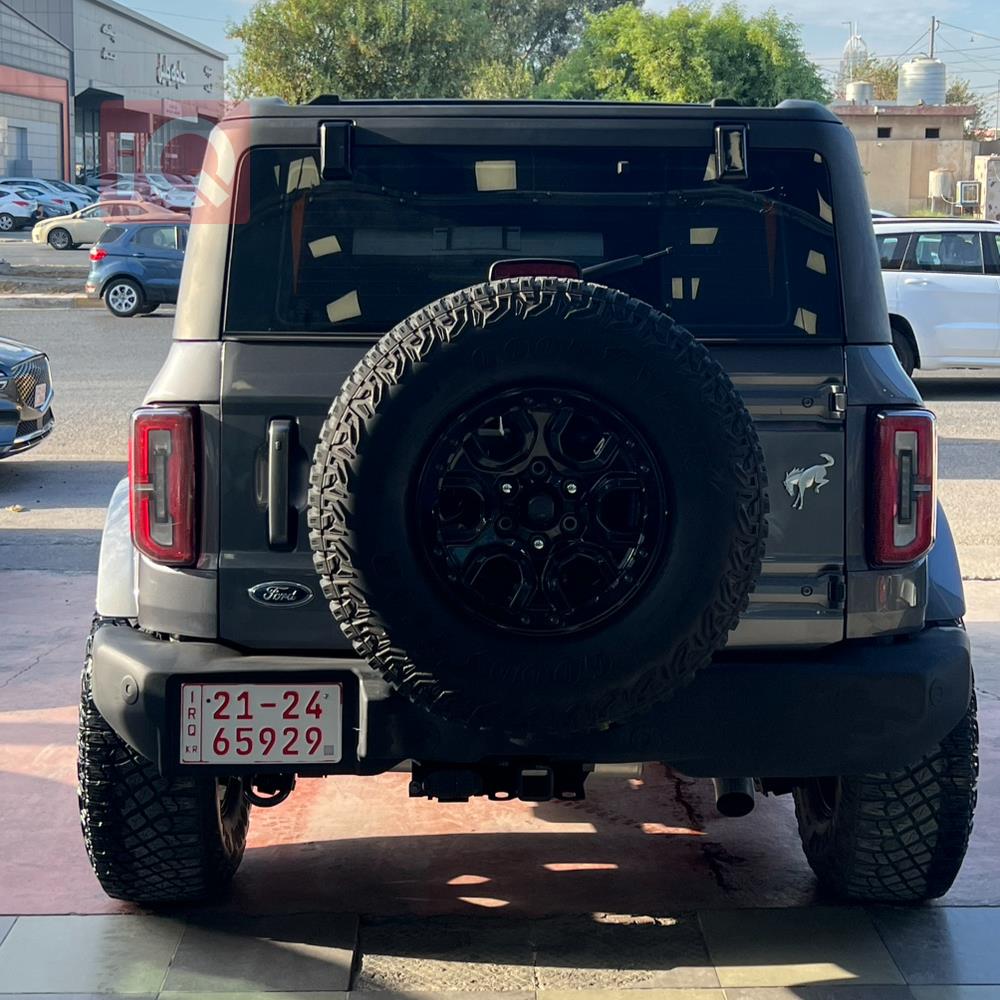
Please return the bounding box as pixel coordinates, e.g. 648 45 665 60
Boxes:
930 16 937 58
995 79 999 140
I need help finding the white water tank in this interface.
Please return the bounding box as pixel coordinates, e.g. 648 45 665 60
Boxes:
846 80 874 105
898 57 947 106
928 168 954 200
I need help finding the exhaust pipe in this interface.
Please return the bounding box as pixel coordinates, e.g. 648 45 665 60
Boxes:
712 777 755 817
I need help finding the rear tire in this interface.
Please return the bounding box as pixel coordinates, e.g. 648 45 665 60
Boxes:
104 278 143 318
137 303 159 314
891 328 917 376
0 213 14 233
78 618 251 904
793 693 978 902
47 227 74 250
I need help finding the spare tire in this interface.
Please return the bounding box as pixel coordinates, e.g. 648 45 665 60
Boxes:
309 278 767 735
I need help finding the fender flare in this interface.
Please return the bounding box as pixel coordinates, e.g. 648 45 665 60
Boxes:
95 477 138 619
927 501 965 623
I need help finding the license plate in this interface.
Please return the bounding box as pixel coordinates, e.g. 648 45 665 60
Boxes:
180 683 342 764
33 384 47 407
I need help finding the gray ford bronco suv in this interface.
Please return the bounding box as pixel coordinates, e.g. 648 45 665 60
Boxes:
79 98 977 905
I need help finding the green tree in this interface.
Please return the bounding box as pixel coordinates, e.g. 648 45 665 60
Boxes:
838 55 898 101
538 3 828 106
946 78 989 135
228 0 638 102
227 0 494 103
486 0 639 86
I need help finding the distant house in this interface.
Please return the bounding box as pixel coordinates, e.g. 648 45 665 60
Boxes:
833 104 978 216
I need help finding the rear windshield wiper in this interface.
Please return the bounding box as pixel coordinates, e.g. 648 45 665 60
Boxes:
582 245 673 279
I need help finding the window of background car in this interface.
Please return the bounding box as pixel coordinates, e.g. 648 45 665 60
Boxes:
906 231 984 274
985 232 1000 275
95 225 126 245
225 144 843 340
134 225 181 250
876 233 908 270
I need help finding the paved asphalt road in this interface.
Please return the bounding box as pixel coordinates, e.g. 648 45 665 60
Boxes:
0 229 91 270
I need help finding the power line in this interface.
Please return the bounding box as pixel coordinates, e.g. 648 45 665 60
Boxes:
936 20 1000 48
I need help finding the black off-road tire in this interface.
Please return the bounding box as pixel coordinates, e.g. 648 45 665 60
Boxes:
309 278 767 735
78 618 251 904
793 693 978 902
891 328 917 376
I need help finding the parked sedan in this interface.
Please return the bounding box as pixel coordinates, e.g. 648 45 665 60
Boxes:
0 180 75 217
0 177 90 213
0 191 40 232
0 338 54 458
875 219 1000 373
31 200 177 250
85 219 189 317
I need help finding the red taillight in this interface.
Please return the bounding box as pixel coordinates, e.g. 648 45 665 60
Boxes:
90 247 107 261
129 407 197 566
13 200 29 207
489 258 582 280
871 409 936 566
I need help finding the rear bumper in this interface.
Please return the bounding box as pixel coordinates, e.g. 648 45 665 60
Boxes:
90 624 972 779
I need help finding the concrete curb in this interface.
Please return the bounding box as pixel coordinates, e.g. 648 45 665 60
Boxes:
0 294 101 309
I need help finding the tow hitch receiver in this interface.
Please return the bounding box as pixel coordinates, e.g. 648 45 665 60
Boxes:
410 761 588 803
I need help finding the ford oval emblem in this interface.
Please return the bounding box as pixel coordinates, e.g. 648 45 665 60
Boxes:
248 581 314 608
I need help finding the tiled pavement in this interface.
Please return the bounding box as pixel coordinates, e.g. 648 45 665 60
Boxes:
0 908 999 998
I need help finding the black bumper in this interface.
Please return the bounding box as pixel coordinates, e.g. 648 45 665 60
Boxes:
90 624 972 778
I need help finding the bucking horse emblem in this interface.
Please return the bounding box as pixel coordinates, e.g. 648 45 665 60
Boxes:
783 453 834 510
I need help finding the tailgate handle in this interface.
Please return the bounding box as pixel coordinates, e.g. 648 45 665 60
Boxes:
267 419 292 546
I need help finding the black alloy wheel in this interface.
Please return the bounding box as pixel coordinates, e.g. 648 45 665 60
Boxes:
416 386 667 635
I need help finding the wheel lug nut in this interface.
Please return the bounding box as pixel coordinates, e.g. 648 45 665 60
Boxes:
564 482 578 496
532 537 545 551
500 481 514 495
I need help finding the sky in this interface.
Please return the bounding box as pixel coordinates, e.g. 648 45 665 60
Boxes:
118 0 1000 120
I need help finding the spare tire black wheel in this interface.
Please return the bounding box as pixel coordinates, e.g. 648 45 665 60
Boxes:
309 278 767 735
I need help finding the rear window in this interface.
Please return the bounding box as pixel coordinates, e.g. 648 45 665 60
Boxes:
226 143 843 339
96 225 126 244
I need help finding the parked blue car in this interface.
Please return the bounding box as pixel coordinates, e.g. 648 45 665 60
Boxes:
85 219 189 317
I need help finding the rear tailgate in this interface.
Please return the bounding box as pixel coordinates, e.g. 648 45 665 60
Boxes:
218 340 847 652
219 341 364 650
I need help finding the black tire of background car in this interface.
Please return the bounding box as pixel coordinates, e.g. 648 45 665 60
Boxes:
78 617 250 904
891 328 917 377
793 688 978 902
47 228 73 250
308 278 768 735
137 304 159 315
0 213 14 232
103 278 143 318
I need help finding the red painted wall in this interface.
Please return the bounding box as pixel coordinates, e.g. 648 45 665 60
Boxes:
0 64 71 179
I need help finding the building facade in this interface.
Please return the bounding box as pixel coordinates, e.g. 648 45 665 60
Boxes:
2 0 225 180
0 1 72 178
835 104 979 216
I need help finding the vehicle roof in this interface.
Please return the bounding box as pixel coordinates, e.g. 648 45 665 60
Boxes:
872 218 1000 229
227 96 841 124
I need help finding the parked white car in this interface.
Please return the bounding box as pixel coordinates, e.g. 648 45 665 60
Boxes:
875 218 1000 374
0 190 41 232
0 177 89 213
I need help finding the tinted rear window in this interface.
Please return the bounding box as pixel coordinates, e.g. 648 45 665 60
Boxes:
96 225 127 244
226 143 842 339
